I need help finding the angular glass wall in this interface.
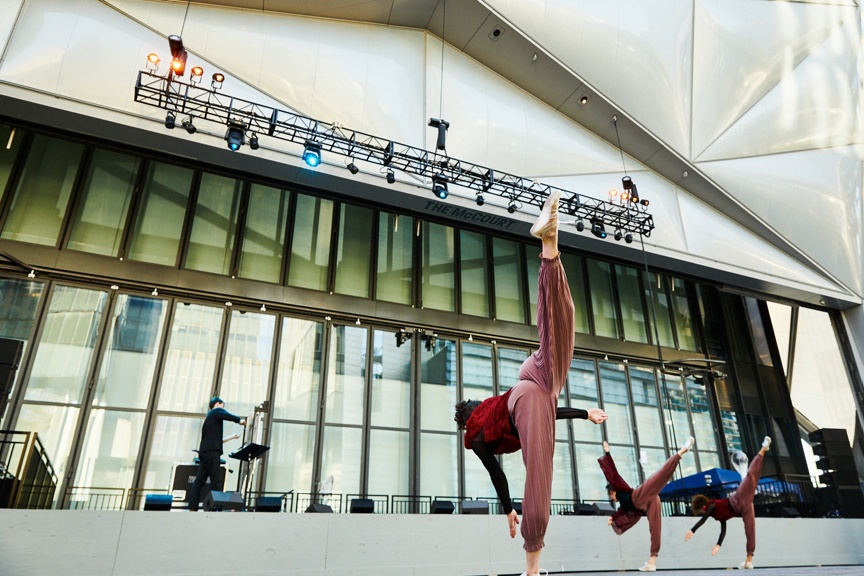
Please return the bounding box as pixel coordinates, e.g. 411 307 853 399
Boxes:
237 183 291 284
0 278 45 399
334 204 373 298
419 337 458 498
185 173 242 275
376 212 413 305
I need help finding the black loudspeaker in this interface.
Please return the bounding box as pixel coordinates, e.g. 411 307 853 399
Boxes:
511 501 522 515
203 490 244 512
819 470 860 487
461 500 489 515
836 487 864 519
809 428 857 488
574 503 597 515
255 496 282 512
305 502 334 513
143 494 173 511
430 500 454 514
350 498 375 513
592 502 615 516
780 506 801 518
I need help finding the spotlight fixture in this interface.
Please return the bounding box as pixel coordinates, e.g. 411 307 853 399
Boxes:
182 117 196 134
507 199 517 214
395 330 412 348
224 121 246 151
614 230 622 242
640 199 650 207
303 141 322 167
608 188 618 199
423 331 437 351
624 233 633 244
347 160 359 174
578 95 589 106
575 220 585 232
146 53 160 71
428 118 450 151
475 193 485 206
27 270 35 278
260 304 267 312
167 35 187 77
165 112 176 129
211 72 225 90
432 174 448 199
249 133 260 150
621 176 633 191
386 169 395 184
151 288 159 296
190 66 204 84
590 218 607 239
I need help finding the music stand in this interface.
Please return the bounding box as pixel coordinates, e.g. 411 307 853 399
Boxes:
229 442 270 499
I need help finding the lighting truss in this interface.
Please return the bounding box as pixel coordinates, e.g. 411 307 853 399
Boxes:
134 70 655 237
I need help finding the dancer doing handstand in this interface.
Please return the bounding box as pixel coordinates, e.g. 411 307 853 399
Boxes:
454 191 608 576
684 436 772 570
598 437 694 572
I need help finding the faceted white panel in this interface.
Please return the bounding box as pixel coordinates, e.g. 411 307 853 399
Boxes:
692 0 851 158
699 17 860 161
0 0 24 54
698 146 863 296
486 0 693 157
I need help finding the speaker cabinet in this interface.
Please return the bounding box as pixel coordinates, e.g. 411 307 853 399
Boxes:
305 502 334 513
143 494 173 511
461 500 489 515
255 496 282 512
430 500 454 514
203 490 244 512
592 502 616 516
349 498 375 513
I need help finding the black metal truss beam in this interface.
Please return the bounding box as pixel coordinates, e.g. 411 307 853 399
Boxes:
134 71 654 236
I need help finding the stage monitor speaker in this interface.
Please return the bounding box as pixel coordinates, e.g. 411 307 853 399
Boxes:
350 498 375 513
203 490 244 512
255 496 282 512
593 502 615 516
461 500 489 515
574 503 597 515
809 428 851 444
143 494 173 511
305 502 333 513
780 506 801 518
819 469 859 487
511 501 522 515
837 487 864 519
430 500 454 514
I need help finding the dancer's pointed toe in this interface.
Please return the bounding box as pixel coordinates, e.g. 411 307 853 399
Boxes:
530 191 561 238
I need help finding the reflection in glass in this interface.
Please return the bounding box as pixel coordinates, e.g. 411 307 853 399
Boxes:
73 409 145 490
699 451 722 471
641 446 681 481
460 230 489 317
686 377 719 452
462 343 493 401
2 135 84 246
288 193 333 291
616 265 648 343
574 443 606 501
157 303 223 413
334 203 373 298
420 432 458 497
0 124 24 206
551 441 574 500
14 403 80 486
420 337 457 431
569 358 601 443
0 279 44 398
142 415 202 490
368 429 409 496
608 445 640 485
266 421 315 494
237 183 291 283
526 251 540 325
644 272 674 347
421 221 455 311
561 252 590 334
501 451 526 502
376 212 413 305
321 425 362 497
185 173 242 275
497 347 528 392
273 318 322 422
128 161 194 266
93 295 167 409
671 277 698 350
599 361 633 445
629 366 664 447
325 325 367 426
218 310 276 420
24 286 107 404
492 237 525 323
658 375 692 450
465 445 494 499
369 330 410 428
587 259 619 339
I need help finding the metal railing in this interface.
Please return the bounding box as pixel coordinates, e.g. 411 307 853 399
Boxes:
0 430 57 509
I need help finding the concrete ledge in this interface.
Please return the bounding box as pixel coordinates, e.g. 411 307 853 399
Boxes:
1 510 862 575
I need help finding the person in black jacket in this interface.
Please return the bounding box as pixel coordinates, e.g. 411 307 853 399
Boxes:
188 397 246 511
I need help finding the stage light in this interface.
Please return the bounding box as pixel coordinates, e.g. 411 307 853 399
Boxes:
579 95 589 106
620 191 629 202
347 161 359 174
190 66 203 84
428 118 450 151
249 134 259 150
211 73 224 90
576 220 585 232
432 174 448 199
303 141 322 167
168 35 187 76
621 176 633 191
507 199 517 213
608 188 618 198
629 185 639 203
590 218 607 239
395 330 412 348
182 117 196 134
625 233 633 244
640 199 650 207
224 121 245 151
475 193 485 206
165 112 176 129
146 53 160 71
614 230 622 241
386 169 395 184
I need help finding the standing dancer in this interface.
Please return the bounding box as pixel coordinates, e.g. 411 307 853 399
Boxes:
685 437 772 569
455 191 604 576
598 437 695 572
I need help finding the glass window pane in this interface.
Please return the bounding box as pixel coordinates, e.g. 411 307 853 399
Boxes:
185 173 242 275
460 230 489 317
321 425 362 497
334 203 373 298
421 221 455 311
218 310 275 420
587 259 619 339
24 286 107 404
273 317 323 422
599 361 634 445
0 124 24 206
157 303 223 412
561 253 590 334
569 358 602 444
575 442 606 501
1 135 83 246
420 337 457 431
14 403 79 484
497 347 529 392
67 149 139 256
128 161 194 266
369 330 410 428
237 183 290 283
641 446 684 482
552 441 574 500
501 451 526 501
419 432 458 497
376 212 413 305
630 366 664 447
687 376 719 452
526 251 541 326
658 375 692 449
492 237 525 323
699 451 722 471
368 429 409 496
94 295 167 409
462 342 494 401
616 265 648 343
465 440 495 498
288 193 333 291
644 272 674 347
607 445 640 486
325 325 366 425
0 278 44 398
265 421 315 494
73 409 145 490
672 278 698 350
142 415 201 490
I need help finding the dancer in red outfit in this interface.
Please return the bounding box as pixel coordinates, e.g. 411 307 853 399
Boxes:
685 436 772 570
455 192 607 576
599 437 694 572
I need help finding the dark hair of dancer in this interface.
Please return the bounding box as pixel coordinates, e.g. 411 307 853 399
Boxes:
691 494 710 515
454 400 481 431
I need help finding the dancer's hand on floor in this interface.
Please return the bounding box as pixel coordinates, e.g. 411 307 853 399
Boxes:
507 510 519 538
711 545 721 556
607 516 613 526
684 530 694 541
588 408 608 424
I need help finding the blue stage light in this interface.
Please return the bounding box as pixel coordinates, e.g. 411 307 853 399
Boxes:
303 141 322 167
